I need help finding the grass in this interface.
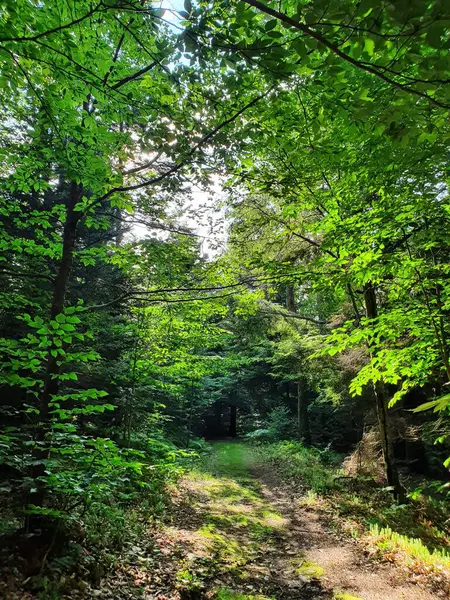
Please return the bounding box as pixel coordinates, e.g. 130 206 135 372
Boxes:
177 442 287 583
256 440 340 493
366 524 450 575
195 441 260 478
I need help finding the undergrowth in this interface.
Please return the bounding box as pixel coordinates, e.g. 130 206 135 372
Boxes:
0 439 188 599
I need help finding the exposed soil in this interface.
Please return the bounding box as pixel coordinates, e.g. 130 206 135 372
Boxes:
249 461 438 600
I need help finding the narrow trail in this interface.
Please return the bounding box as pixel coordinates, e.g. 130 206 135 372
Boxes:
96 442 438 600
165 442 436 600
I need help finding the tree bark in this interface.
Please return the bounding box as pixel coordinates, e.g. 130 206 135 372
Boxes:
286 283 311 445
229 404 237 438
28 182 83 527
41 182 83 413
364 282 406 502
286 284 295 312
214 401 222 437
297 379 311 446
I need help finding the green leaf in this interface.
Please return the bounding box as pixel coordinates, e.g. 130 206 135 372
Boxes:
364 38 375 56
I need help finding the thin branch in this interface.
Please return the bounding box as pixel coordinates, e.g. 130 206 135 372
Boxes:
87 86 275 208
111 61 158 90
260 309 327 324
122 151 163 175
99 210 199 237
0 3 105 43
242 0 449 109
0 269 55 282
85 290 241 311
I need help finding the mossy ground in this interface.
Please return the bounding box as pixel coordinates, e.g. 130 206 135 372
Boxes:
215 587 274 600
294 560 326 578
177 442 288 579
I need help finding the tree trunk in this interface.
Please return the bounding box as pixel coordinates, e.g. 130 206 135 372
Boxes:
28 182 83 528
41 182 83 414
214 401 222 437
297 379 311 446
364 283 406 502
229 404 237 438
286 283 311 445
286 284 295 311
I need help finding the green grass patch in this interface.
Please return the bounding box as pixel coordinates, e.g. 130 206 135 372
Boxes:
197 442 259 479
255 440 340 493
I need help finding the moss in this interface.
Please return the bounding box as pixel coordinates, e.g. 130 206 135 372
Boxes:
196 524 250 566
333 592 364 600
215 587 274 600
295 560 325 578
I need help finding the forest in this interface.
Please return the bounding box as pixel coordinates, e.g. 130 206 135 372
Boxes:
0 0 449 599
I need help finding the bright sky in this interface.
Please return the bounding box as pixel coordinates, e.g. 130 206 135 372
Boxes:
128 1 228 257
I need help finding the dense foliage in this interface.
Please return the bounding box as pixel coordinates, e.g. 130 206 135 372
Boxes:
0 0 449 595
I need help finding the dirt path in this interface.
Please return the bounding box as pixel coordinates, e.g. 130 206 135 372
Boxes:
161 442 437 600
250 462 437 600
92 442 440 600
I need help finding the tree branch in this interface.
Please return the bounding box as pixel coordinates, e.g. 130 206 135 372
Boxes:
242 0 449 109
111 61 158 90
0 269 55 282
0 3 105 43
87 85 276 208
260 308 327 324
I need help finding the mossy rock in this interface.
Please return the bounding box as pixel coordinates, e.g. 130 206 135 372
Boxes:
295 560 325 578
333 592 364 600
215 588 274 600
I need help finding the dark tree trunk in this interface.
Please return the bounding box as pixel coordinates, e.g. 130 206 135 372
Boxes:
364 283 406 502
229 404 237 438
28 182 83 528
286 283 311 445
297 379 311 446
214 401 222 436
286 284 295 312
41 182 83 414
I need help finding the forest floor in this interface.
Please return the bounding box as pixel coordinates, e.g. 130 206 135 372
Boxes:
91 442 445 600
